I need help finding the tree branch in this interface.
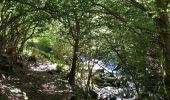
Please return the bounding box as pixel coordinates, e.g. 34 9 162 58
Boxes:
129 0 148 11
92 3 126 23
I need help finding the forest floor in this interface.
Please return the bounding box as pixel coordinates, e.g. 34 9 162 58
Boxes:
0 61 75 100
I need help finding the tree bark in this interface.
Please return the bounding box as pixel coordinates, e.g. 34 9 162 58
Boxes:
155 0 170 98
68 12 80 85
164 36 170 98
68 38 79 85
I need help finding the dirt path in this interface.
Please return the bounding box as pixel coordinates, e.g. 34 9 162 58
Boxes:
0 63 73 100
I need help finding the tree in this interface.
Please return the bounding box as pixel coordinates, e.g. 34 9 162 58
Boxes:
90 0 170 99
55 0 95 85
0 0 58 70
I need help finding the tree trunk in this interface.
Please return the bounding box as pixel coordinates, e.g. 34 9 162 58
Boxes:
19 40 27 53
155 0 170 98
68 12 80 85
69 38 79 85
164 36 170 98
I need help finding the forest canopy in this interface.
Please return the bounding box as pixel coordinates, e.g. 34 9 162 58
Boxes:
0 0 170 100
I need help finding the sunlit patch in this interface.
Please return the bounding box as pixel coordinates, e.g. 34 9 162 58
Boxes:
39 82 72 94
30 61 57 71
0 82 28 100
94 86 137 100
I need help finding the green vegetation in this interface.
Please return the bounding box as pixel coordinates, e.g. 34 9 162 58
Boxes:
0 0 170 100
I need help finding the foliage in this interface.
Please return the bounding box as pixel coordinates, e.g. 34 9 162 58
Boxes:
0 0 170 99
